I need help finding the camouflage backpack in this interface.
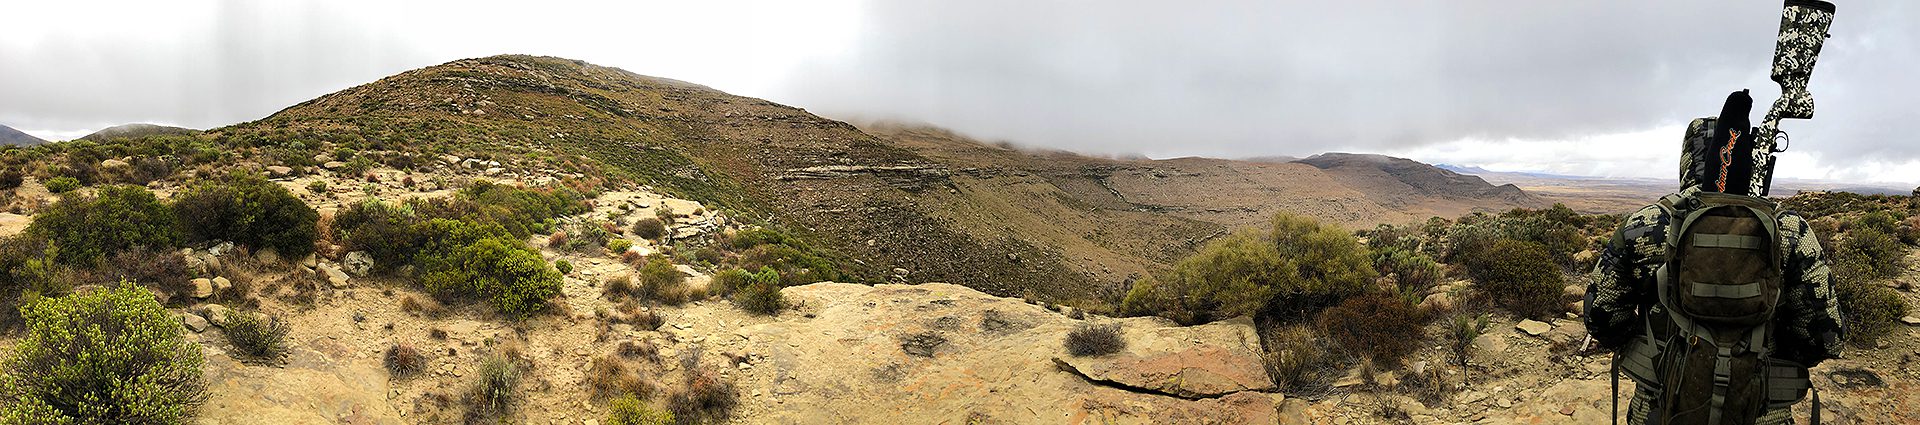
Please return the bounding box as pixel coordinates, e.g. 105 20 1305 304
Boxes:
1613 182 1816 425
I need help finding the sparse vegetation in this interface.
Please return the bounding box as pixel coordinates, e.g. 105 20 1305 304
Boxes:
732 279 785 315
1445 313 1491 377
666 349 738 424
385 343 429 379
0 282 208 424
464 353 522 423
587 356 655 401
1262 324 1336 393
222 311 290 363
631 218 667 241
1122 213 1375 325
1063 323 1127 357
173 172 320 257
635 255 688 305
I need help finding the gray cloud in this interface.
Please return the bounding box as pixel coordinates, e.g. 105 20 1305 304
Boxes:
776 0 1919 166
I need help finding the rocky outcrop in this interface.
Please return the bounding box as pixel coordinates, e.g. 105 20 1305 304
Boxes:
713 282 1280 424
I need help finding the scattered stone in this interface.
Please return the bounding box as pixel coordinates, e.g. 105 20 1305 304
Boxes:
343 251 374 277
323 161 347 170
1561 404 1577 416
1419 292 1455 313
211 276 233 293
1901 316 1920 326
483 167 505 176
199 304 231 325
101 158 130 168
1563 285 1584 298
190 278 214 299
181 313 209 332
314 153 335 163
255 247 282 265
1516 319 1553 336
266 165 293 178
318 263 350 288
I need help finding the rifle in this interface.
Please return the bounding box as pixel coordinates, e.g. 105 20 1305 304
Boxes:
1749 0 1836 196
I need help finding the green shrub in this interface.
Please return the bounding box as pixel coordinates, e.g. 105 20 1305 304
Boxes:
1462 239 1565 319
306 180 327 194
709 267 776 298
1063 323 1127 357
424 180 587 238
1373 247 1444 299
0 169 22 190
0 235 71 320
556 259 574 275
606 394 673 425
631 218 667 241
465 353 522 423
0 282 208 424
1122 213 1375 325
732 280 784 316
28 185 178 265
1317 293 1424 366
1837 226 1904 282
635 255 688 305
173 172 319 257
1446 314 1491 370
607 239 633 255
724 227 845 286
43 176 79 193
416 219 563 318
222 311 289 362
334 199 424 270
1836 279 1909 347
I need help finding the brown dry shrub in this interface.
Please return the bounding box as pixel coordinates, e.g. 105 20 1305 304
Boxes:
105 246 193 301
1317 292 1425 367
385 343 429 378
666 352 737 423
586 356 655 402
617 340 659 363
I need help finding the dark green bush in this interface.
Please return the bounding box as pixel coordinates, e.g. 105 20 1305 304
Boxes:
556 259 574 275
28 184 178 265
732 280 784 316
608 239 633 255
709 267 777 298
0 235 71 321
173 172 319 257
1064 323 1127 357
0 282 208 423
1372 247 1444 299
416 219 563 318
1317 292 1424 366
723 227 845 286
43 176 79 193
1121 213 1375 325
1463 239 1565 319
1837 225 1904 282
334 200 425 270
0 169 22 190
606 394 674 425
631 218 667 241
222 311 289 362
419 180 587 238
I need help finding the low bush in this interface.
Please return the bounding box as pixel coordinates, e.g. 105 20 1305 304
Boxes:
635 256 688 305
415 219 563 318
556 259 574 276
1836 279 1909 347
1317 293 1424 366
28 184 178 265
1372 247 1444 299
0 169 22 190
587 357 655 401
0 282 208 423
172 173 319 258
563 221 614 253
106 246 194 301
722 227 845 286
1122 213 1375 325
222 311 289 363
385 344 429 379
1262 324 1336 393
732 280 784 316
0 235 69 328
1446 313 1491 370
606 394 674 425
631 218 667 241
666 353 737 424
709 267 776 298
608 239 633 255
1462 239 1565 319
617 340 659 362
464 354 522 423
334 200 425 270
43 176 79 193
1063 323 1126 357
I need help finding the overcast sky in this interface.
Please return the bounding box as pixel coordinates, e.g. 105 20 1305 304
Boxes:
3 0 1916 185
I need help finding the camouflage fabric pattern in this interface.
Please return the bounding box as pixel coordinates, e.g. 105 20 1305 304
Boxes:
1586 187 1843 425
1679 118 1713 190
1751 1 1835 195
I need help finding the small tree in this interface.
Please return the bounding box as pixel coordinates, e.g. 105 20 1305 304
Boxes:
0 282 208 423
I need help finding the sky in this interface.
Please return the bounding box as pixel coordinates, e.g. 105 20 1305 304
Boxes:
3 0 1916 185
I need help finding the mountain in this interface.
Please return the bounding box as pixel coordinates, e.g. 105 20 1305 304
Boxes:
0 124 47 146
79 123 200 141
213 54 1551 305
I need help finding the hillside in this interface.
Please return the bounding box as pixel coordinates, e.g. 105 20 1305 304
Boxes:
213 54 1551 306
79 123 201 141
0 124 46 146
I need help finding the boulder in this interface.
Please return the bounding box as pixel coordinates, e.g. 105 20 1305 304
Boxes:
265 165 293 178
189 278 214 299
1901 316 1920 326
207 241 235 257
181 312 209 333
342 251 374 277
313 153 334 163
255 247 281 265
1516 319 1553 336
1563 285 1585 299
198 304 231 325
317 263 350 288
322 161 347 170
101 159 130 168
211 276 233 294
1419 292 1455 313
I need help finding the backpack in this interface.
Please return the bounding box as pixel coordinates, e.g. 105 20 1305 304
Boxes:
1612 190 1817 425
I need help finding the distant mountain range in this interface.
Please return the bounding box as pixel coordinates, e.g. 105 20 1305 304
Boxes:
1433 163 1915 213
79 123 200 141
0 124 47 146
